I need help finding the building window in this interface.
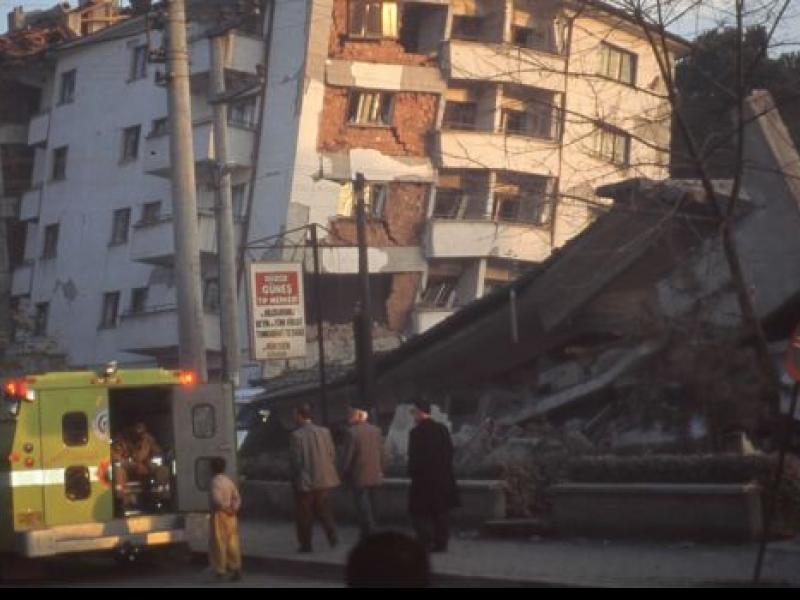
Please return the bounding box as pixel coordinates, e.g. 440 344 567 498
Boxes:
140 201 162 225
58 70 76 105
348 0 398 38
149 117 168 138
63 412 89 447
42 223 59 259
232 184 247 220
433 188 464 218
33 302 49 337
110 208 131 246
443 101 478 130
52 147 68 181
421 277 458 308
130 45 148 81
121 125 141 163
598 43 637 85
365 184 387 219
100 291 120 329
502 109 527 135
451 15 483 41
203 279 220 313
493 192 551 225
347 91 394 126
130 287 148 315
229 99 257 129
593 125 631 166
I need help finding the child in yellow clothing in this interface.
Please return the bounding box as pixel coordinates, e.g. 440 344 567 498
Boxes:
209 457 242 581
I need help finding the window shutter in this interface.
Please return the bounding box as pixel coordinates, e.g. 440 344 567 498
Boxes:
381 1 398 38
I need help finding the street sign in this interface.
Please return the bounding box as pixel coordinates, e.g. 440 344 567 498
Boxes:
247 262 307 361
786 324 800 383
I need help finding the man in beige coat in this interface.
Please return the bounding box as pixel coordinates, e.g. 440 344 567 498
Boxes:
290 404 340 553
341 408 385 538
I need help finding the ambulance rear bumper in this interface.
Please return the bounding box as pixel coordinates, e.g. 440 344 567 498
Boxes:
15 514 195 558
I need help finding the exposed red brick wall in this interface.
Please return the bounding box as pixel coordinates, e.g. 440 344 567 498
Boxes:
318 86 437 156
386 272 421 332
325 182 428 246
328 0 435 66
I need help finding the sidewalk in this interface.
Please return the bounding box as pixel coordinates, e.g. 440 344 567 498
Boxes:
239 519 800 587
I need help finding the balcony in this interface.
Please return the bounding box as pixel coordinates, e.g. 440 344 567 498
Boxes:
189 34 265 92
27 112 50 146
441 40 567 93
11 262 34 296
117 305 221 356
425 217 552 262
0 122 28 145
19 187 41 221
412 307 455 334
142 120 255 181
130 211 236 265
435 129 560 175
303 246 426 274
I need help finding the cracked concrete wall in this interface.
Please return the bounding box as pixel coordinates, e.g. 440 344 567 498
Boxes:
318 87 438 157
326 182 429 246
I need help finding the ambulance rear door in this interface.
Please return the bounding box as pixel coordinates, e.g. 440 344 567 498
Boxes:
171 383 237 512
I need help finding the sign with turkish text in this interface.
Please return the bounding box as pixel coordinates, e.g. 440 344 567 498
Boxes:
247 262 307 361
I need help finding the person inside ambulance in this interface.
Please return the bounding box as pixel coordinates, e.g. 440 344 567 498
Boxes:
128 421 172 510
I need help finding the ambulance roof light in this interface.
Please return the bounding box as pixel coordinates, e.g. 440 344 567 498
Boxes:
3 379 31 401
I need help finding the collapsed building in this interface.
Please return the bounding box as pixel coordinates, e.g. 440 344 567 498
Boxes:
245 90 800 477
0 0 687 380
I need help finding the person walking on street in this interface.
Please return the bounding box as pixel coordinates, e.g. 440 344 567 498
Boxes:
290 404 341 553
341 408 386 538
208 457 242 581
408 399 460 553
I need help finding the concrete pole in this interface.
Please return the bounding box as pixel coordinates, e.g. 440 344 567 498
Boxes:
354 173 376 414
309 224 329 424
209 33 241 387
165 0 208 380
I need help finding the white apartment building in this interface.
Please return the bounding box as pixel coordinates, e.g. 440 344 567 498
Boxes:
3 0 687 377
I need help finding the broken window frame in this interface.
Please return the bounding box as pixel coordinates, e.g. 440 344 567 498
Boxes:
129 45 148 81
432 188 465 219
120 125 141 163
52 146 68 181
593 124 631 166
110 208 131 246
42 223 59 259
443 101 479 130
493 185 553 226
99 291 120 330
421 277 458 308
347 0 399 39
598 43 637 86
347 90 394 127
58 70 76 105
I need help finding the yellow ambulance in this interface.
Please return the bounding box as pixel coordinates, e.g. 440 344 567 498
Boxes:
0 367 235 561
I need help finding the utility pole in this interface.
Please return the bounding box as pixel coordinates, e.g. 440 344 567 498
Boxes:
308 224 329 424
209 32 241 387
165 0 208 380
354 173 375 414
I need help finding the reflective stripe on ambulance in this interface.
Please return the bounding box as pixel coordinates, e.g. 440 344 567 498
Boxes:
0 467 100 487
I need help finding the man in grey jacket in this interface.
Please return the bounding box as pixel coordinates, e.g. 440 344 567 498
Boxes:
341 408 386 538
290 404 340 553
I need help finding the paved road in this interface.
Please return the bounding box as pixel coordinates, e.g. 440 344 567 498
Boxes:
1 553 342 587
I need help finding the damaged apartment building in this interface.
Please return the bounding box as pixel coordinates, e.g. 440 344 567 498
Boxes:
0 0 687 378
